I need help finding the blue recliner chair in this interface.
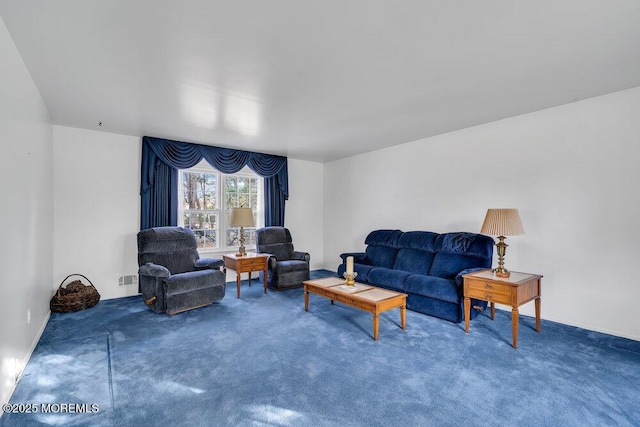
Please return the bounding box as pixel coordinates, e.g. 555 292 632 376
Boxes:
256 227 310 290
137 227 226 314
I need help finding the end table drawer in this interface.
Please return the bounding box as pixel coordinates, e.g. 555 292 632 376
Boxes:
238 258 267 270
248 259 266 270
467 279 511 304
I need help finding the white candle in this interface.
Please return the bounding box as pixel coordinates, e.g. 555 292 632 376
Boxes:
346 256 354 275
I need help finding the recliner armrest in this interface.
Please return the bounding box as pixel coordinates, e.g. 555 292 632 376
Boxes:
139 262 170 278
340 252 367 263
194 258 224 270
292 251 310 263
259 253 278 270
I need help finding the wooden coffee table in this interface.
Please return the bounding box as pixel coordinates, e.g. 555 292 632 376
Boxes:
303 277 407 341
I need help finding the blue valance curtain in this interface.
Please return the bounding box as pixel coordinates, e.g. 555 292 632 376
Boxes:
140 136 288 230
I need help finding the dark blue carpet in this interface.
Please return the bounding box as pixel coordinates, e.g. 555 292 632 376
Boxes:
2 270 640 426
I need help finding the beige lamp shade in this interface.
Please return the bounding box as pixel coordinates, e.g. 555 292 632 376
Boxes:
229 207 255 227
480 208 524 237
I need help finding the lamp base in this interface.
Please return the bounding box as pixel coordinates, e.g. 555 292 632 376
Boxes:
494 236 511 278
493 268 511 278
237 226 247 256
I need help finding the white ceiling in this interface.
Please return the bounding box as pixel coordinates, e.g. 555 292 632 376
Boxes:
1 1 639 162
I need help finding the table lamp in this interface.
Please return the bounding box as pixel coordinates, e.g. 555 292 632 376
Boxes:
480 208 524 278
230 207 255 256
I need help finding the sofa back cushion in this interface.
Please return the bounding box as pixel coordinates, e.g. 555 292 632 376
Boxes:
363 229 402 268
429 232 494 279
393 231 438 274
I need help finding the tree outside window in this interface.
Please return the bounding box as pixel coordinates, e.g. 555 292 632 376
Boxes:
180 165 262 251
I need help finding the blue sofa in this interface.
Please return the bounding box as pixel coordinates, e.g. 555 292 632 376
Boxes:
337 230 494 323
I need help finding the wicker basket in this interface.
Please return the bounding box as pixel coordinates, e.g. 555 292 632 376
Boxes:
50 274 101 313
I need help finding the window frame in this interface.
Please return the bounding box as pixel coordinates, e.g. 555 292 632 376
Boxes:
178 161 264 254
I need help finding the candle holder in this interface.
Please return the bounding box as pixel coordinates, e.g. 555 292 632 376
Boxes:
343 272 358 286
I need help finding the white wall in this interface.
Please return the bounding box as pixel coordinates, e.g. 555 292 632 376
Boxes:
324 87 640 341
0 17 53 406
53 126 141 300
285 159 324 270
52 128 325 293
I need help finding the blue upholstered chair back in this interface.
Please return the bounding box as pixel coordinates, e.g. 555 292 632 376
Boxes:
363 229 402 268
429 232 494 279
137 227 200 274
256 227 294 261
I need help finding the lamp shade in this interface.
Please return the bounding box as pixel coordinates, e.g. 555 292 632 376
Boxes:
229 207 255 227
480 208 524 237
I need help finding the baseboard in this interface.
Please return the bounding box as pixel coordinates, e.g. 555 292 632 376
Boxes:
492 305 640 342
541 313 640 343
1 310 51 409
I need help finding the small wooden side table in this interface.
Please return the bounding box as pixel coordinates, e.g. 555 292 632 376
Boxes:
222 253 269 298
463 269 542 348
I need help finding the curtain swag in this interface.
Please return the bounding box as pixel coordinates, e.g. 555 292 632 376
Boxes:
140 136 288 230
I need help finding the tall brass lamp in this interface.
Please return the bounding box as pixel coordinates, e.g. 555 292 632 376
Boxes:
480 208 524 278
230 207 255 256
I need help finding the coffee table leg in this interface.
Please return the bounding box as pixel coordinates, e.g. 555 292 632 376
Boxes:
373 314 379 341
535 297 541 332
304 287 309 311
248 271 252 286
400 304 406 330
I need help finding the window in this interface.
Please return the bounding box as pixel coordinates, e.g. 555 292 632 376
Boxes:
179 162 263 251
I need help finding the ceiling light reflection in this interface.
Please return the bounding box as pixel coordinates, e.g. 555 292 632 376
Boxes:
224 93 261 137
180 83 219 129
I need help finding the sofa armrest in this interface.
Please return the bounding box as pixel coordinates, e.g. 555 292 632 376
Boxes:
292 251 310 263
194 258 224 270
139 262 170 278
339 252 367 264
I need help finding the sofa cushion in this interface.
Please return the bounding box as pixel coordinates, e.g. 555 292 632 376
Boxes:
364 229 403 247
393 231 438 274
429 232 493 279
365 246 398 268
430 254 491 280
404 274 460 304
367 268 411 292
337 263 376 283
363 229 402 268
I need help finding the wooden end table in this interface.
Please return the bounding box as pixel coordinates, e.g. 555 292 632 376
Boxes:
222 253 269 298
463 269 542 348
303 277 407 341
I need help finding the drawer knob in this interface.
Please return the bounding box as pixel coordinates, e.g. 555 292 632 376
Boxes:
485 293 492 300
484 283 492 289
